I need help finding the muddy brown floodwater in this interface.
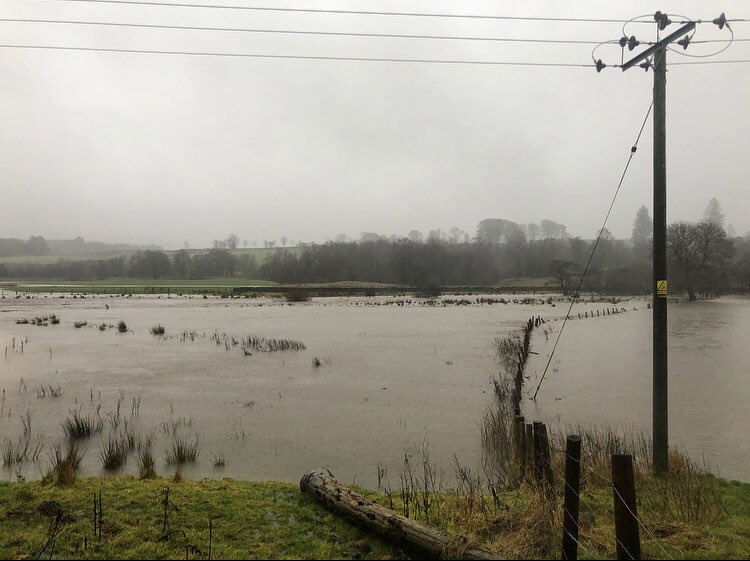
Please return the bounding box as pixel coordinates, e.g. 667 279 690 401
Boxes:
0 293 748 486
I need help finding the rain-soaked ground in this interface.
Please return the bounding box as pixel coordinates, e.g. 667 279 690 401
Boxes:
0 292 748 486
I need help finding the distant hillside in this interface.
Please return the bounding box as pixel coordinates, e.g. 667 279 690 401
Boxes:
45 237 161 254
0 236 160 259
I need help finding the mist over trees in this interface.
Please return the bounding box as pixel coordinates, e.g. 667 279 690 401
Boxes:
1 202 748 296
0 236 159 257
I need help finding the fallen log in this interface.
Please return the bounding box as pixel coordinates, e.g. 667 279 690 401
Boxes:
300 468 502 560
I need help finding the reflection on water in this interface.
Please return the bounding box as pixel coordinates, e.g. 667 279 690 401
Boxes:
525 297 750 482
0 294 747 485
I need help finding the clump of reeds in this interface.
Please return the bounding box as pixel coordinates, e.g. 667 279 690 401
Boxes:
241 334 306 353
117 320 128 333
150 324 166 336
312 357 322 367
73 321 88 329
15 318 29 324
165 435 200 466
62 410 104 440
137 445 156 479
48 443 85 485
210 453 226 468
3 434 44 466
49 315 60 325
36 384 63 398
98 323 107 331
99 435 128 470
493 332 524 376
479 378 518 489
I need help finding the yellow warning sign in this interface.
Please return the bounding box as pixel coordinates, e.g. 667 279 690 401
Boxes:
657 280 668 298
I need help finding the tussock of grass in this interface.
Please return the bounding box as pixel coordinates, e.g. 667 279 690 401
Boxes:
47 443 85 485
117 320 128 333
150 324 166 336
62 410 103 440
137 447 157 479
99 436 128 471
210 453 226 468
165 435 200 466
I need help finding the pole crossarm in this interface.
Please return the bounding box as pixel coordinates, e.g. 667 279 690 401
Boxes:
621 21 696 70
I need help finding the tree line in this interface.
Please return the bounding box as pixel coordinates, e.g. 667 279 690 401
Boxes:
1 200 747 297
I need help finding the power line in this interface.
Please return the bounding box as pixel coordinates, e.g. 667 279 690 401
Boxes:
0 43 595 66
30 0 659 24
670 58 750 64
0 18 617 45
532 98 654 400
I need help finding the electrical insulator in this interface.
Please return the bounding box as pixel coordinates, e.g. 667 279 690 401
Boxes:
595 59 606 73
713 13 727 30
627 36 640 51
639 61 651 72
619 36 628 48
654 11 672 30
677 35 691 50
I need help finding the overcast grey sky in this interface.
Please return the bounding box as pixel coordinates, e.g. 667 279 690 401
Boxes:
1 0 748 248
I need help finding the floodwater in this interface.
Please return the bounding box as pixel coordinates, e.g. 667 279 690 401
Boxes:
0 293 748 486
526 296 750 482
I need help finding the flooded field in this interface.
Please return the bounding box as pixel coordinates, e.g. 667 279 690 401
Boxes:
1 293 748 485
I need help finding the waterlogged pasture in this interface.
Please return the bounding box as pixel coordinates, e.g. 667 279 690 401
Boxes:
0 293 748 485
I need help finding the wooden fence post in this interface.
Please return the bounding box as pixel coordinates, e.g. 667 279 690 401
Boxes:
514 415 526 480
612 454 641 560
538 423 554 488
561 435 582 561
525 423 534 481
533 422 544 484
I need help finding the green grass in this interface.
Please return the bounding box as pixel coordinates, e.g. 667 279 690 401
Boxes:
0 247 301 266
0 477 403 560
2 278 278 294
0 475 747 559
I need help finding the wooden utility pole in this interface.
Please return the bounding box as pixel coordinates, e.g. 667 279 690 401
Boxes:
621 17 695 474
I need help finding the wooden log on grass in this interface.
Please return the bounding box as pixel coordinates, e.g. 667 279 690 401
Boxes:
300 468 501 560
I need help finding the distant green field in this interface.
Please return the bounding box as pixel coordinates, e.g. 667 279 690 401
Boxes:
495 277 556 288
2 278 278 294
0 246 301 265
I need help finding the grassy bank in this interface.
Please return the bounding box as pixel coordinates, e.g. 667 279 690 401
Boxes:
0 477 403 560
0 475 747 559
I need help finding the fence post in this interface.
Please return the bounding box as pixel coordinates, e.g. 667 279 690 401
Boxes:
612 454 641 560
538 422 554 488
533 422 544 484
514 415 526 480
525 423 534 482
561 435 582 561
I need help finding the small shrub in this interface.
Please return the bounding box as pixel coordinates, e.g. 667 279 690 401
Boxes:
415 285 442 299
150 324 166 336
73 321 88 329
117 320 128 333
49 315 60 325
284 290 311 303
98 323 107 331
